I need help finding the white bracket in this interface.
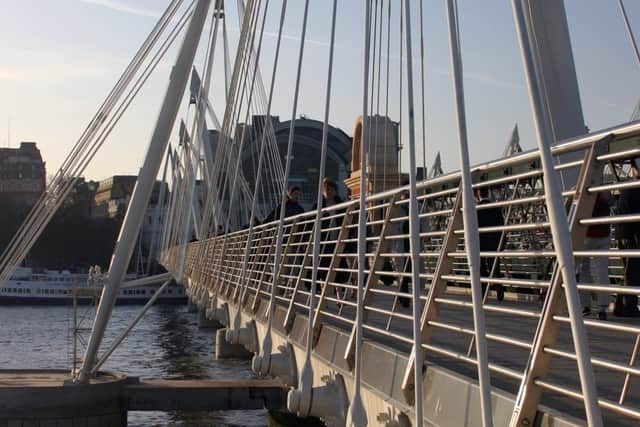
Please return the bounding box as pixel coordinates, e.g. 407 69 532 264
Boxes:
252 343 298 388
225 319 259 353
287 372 348 427
206 300 229 326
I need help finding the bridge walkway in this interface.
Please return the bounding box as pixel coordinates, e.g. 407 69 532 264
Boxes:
164 122 640 425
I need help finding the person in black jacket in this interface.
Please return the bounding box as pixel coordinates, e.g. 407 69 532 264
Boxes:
476 186 505 301
614 160 640 317
311 178 351 293
263 186 305 292
264 185 305 223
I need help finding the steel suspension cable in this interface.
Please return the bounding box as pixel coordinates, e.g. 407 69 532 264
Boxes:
347 0 372 424
7 0 194 268
176 2 230 276
214 0 263 229
376 0 384 115
0 0 186 277
239 0 287 360
445 1 493 424
53 0 185 182
146 147 172 274
374 0 385 192
221 0 271 246
203 0 259 236
0 1 194 286
76 5 196 256
370 0 379 194
419 0 427 174
286 0 336 419
398 0 404 186
402 1 425 425
235 0 288 310
618 0 640 70
512 1 603 425
269 0 311 350
205 0 263 284
383 0 391 192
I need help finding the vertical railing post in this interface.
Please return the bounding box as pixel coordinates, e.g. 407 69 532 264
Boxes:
402 186 462 403
343 195 398 365
309 209 354 341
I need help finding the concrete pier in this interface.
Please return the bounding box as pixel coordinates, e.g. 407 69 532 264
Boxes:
0 371 288 426
215 328 253 359
0 370 126 426
124 378 286 411
197 307 220 329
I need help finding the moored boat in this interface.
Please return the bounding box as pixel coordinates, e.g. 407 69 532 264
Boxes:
0 267 186 305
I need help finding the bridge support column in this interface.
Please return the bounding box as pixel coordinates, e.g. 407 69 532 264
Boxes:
206 300 230 326
375 411 412 427
516 0 587 188
226 319 259 353
187 301 198 313
287 373 348 427
252 343 298 388
196 291 210 309
267 410 325 427
215 329 253 359
197 307 220 329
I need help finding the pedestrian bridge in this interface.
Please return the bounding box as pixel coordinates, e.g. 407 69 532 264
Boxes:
3 1 640 426
162 122 640 427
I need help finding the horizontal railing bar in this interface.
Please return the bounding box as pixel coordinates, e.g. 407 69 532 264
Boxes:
553 315 640 334
434 297 541 318
543 347 640 377
534 379 640 419
423 344 523 380
427 320 533 350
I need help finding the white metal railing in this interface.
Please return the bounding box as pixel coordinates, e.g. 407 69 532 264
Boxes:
163 120 640 425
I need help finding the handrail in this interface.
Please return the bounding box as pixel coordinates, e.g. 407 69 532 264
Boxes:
163 121 640 424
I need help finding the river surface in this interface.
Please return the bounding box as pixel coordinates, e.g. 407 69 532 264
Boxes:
0 305 266 426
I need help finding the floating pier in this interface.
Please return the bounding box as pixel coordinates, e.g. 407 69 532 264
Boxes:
0 370 287 426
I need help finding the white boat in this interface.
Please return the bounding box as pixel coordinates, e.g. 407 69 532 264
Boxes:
0 267 186 305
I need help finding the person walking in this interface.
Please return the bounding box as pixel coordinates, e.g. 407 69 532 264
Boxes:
476 186 505 301
614 160 640 317
264 185 305 223
312 178 350 294
264 186 305 294
579 191 611 320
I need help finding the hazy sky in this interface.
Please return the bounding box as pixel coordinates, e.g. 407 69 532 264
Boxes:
1 0 639 181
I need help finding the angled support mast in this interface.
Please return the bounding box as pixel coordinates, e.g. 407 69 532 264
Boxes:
516 0 586 187
76 0 212 383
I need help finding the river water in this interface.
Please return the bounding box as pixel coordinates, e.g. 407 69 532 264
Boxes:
0 305 266 426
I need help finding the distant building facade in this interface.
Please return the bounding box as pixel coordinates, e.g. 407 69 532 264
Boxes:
92 175 169 274
93 175 168 219
0 142 46 206
93 175 138 218
235 116 352 212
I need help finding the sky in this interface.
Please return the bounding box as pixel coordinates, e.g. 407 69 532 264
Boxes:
1 0 639 182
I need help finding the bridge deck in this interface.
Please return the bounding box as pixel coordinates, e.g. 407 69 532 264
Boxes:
293 288 640 426
169 122 640 425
